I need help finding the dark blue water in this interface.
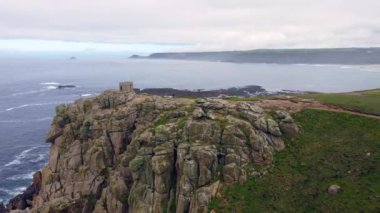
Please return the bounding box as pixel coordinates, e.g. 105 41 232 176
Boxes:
0 57 379 203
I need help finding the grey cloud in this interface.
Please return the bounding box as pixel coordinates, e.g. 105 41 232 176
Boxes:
0 0 379 51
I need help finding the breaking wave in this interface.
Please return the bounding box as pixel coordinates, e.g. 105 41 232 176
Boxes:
3 146 47 167
4 148 36 167
10 84 59 97
6 172 35 181
0 187 26 196
80 93 93 97
0 117 53 123
29 153 47 163
40 82 60 85
2 102 60 113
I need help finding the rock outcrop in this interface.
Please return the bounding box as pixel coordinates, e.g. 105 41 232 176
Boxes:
6 172 42 212
9 90 298 213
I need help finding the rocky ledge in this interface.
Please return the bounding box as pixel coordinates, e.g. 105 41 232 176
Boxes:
4 89 298 213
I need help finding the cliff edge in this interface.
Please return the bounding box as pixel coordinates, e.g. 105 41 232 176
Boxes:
6 89 298 213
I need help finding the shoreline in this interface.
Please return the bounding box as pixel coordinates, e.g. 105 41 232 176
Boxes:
134 85 316 98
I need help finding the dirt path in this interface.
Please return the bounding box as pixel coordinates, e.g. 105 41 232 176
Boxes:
256 99 380 120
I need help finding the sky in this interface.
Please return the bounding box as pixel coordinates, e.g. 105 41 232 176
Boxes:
0 0 379 55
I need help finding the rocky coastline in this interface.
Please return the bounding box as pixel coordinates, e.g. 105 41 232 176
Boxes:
134 85 267 98
2 85 298 213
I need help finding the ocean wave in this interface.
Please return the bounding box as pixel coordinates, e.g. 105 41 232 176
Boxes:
0 117 53 123
8 82 79 97
80 93 93 97
2 102 60 113
11 89 45 97
6 172 35 181
29 153 47 163
43 85 58 90
4 146 43 167
0 119 25 123
0 186 26 196
36 117 53 121
40 82 60 85
340 66 353 69
0 188 13 195
11 86 57 97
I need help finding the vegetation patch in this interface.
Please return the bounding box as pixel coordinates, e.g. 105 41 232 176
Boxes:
119 191 130 204
79 120 92 140
303 89 380 115
210 109 380 212
223 96 267 102
176 117 188 131
83 100 93 113
85 193 96 211
154 114 169 127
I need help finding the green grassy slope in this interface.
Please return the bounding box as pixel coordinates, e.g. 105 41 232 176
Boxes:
303 89 380 116
210 109 380 212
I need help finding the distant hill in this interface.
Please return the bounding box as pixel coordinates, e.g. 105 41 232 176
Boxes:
131 48 380 64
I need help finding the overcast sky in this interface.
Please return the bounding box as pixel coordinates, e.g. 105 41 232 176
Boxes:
0 0 379 54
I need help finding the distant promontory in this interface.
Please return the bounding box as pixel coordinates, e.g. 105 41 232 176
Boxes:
130 47 380 64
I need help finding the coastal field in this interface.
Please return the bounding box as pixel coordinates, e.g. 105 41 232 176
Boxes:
210 109 380 212
302 89 380 116
210 89 380 212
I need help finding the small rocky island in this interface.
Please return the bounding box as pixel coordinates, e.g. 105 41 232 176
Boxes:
3 82 298 213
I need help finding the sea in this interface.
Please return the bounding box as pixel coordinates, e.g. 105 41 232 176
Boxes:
0 57 379 203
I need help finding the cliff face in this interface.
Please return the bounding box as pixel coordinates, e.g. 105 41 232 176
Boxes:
17 90 298 213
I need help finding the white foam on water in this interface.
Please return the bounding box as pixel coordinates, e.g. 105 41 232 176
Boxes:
6 172 35 181
11 85 57 97
29 153 47 163
43 85 58 90
4 146 40 167
80 93 93 97
0 117 53 123
311 64 324 67
4 159 21 167
5 104 29 111
11 187 26 196
35 117 53 121
0 188 13 195
2 102 60 113
11 90 41 97
8 81 73 97
0 186 26 201
40 82 60 85
340 66 353 69
0 119 25 123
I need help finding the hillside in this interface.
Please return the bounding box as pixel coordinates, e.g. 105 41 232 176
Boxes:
211 109 380 212
131 48 380 64
302 89 380 116
3 88 380 213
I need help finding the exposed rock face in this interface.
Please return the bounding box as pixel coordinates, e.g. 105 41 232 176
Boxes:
13 90 297 213
6 172 42 212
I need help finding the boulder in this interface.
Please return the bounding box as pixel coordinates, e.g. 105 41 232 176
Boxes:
192 107 206 119
328 184 341 195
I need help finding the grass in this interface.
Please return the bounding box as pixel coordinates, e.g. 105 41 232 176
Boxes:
154 114 169 127
302 89 380 116
223 96 269 102
211 109 380 212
